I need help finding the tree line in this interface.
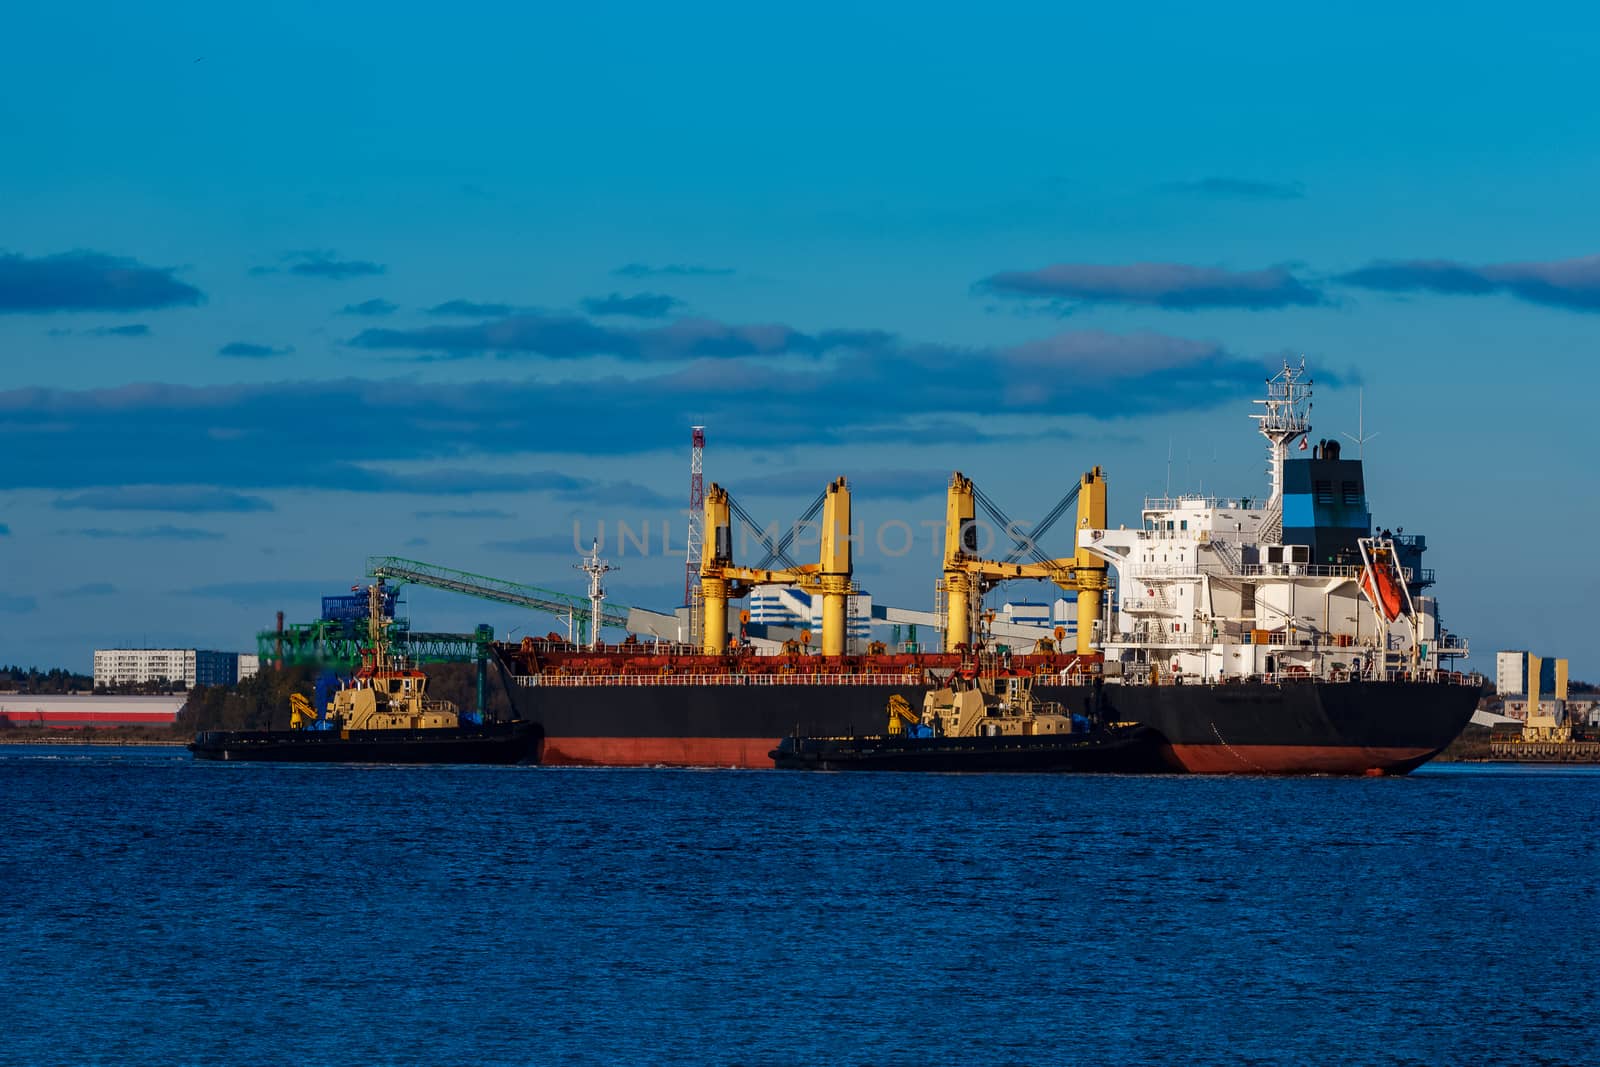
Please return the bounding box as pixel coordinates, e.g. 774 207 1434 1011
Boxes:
0 666 94 693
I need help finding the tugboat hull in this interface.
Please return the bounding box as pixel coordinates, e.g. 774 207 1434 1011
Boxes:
189 721 541 765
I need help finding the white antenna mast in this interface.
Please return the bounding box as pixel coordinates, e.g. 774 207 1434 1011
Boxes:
1250 357 1312 511
577 539 617 651
1342 388 1380 458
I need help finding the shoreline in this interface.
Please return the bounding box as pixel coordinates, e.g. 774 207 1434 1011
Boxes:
0 736 190 747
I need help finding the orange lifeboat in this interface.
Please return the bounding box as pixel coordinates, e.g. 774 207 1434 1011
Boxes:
1361 549 1406 623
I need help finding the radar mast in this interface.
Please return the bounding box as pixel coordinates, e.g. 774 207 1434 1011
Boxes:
1250 358 1312 542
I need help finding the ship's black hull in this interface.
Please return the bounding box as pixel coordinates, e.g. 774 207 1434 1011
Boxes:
771 725 1170 773
504 669 1480 775
189 721 542 765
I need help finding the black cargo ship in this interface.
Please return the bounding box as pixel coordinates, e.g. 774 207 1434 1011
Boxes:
491 361 1480 776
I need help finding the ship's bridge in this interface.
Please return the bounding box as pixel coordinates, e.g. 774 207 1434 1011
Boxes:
1138 496 1268 544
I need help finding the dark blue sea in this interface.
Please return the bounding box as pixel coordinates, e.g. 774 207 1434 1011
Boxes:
1 748 1594 1066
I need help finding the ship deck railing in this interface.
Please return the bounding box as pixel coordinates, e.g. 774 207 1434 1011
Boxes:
1114 668 1480 687
1141 495 1252 512
1112 631 1452 652
1128 562 1415 581
516 671 930 688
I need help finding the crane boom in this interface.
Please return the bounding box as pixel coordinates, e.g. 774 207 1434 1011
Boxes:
942 469 1108 655
367 556 628 637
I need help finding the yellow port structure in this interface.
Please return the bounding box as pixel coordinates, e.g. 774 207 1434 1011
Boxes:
700 477 853 656
1524 655 1573 742
941 467 1108 657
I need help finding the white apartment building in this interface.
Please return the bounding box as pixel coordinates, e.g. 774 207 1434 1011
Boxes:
93 649 241 689
1495 650 1560 698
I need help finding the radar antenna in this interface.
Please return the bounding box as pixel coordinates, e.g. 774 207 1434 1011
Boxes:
1249 358 1312 540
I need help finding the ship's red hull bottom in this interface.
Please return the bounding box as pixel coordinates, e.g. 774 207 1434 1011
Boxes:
1166 743 1440 776
539 736 1443 775
539 737 780 768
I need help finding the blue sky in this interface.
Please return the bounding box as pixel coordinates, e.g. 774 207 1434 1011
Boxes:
3 2 1597 678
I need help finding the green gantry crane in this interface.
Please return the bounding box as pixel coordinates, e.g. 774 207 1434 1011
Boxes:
365 556 677 644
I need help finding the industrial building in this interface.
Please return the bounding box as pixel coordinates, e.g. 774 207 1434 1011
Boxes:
1495 650 1560 698
0 694 184 729
92 649 242 689
996 596 1078 637
746 586 1078 653
749 585 873 643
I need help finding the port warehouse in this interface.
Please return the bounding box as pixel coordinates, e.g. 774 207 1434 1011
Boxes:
0 695 185 729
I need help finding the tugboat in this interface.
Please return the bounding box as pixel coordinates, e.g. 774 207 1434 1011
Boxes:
191 582 539 765
771 665 1171 773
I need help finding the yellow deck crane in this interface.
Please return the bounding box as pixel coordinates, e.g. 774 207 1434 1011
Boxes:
699 477 854 656
289 692 320 730
885 694 921 735
941 467 1108 657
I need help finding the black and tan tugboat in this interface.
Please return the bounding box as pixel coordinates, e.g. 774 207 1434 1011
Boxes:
191 583 539 765
771 668 1171 773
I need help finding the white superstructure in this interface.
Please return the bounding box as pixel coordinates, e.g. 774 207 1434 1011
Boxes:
1079 360 1469 684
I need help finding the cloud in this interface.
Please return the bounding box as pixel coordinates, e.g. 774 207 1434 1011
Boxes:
978 262 1325 311
613 263 734 278
427 299 519 317
0 594 37 614
340 298 398 316
90 323 152 337
0 250 203 313
403 536 428 548
349 311 870 362
1160 177 1306 201
252 251 385 280
0 523 9 536
60 582 117 597
570 481 678 508
415 508 515 520
733 468 946 501
180 580 340 605
0 327 1272 493
64 526 226 541
219 341 294 358
580 292 684 319
1334 255 1600 311
53 486 274 513
484 533 588 554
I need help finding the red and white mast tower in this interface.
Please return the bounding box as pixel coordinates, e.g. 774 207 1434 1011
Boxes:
684 426 705 605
